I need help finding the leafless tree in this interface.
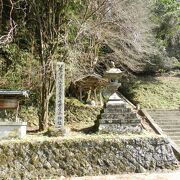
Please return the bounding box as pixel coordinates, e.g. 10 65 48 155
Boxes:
0 0 16 47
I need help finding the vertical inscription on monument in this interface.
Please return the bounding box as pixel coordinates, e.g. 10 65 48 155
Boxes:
55 62 65 129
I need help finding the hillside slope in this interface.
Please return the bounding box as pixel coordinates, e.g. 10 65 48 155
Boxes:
121 74 180 109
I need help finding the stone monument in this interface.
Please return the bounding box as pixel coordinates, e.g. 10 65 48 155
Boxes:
55 62 65 130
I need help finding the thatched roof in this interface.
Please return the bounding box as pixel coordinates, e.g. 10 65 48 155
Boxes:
74 73 108 90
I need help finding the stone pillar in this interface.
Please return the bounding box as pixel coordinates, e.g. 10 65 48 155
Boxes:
99 90 103 106
55 62 65 129
79 87 83 102
87 89 91 100
94 88 98 104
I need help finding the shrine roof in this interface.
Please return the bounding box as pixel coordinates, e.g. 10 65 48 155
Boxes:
0 90 29 98
74 73 108 90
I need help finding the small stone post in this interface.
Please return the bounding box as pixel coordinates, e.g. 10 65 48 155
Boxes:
55 62 65 129
99 90 103 106
79 87 83 102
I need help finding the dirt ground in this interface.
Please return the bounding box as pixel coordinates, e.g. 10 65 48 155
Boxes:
56 171 180 180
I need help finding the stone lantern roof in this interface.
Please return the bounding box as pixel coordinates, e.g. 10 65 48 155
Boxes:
104 60 123 79
103 62 123 95
104 67 123 79
106 68 122 74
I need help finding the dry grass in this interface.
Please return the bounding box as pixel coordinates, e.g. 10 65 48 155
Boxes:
124 74 180 109
0 129 160 145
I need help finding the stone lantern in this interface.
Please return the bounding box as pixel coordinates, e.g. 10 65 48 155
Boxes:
98 62 142 134
103 64 123 95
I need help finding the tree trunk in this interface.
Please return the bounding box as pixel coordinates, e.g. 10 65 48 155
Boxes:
39 100 49 131
39 63 49 131
39 84 49 131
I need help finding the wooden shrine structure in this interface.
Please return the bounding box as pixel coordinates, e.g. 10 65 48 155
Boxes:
0 90 29 121
72 73 108 106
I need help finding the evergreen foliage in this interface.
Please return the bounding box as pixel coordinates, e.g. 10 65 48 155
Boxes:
154 0 180 59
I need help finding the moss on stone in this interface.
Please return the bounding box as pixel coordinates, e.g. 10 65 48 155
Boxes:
65 98 102 130
44 127 67 137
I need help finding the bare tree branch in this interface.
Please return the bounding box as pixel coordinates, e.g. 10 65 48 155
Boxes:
0 24 17 46
0 0 17 47
0 0 3 27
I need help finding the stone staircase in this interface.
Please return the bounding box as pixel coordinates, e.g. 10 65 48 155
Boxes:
98 93 142 134
148 110 180 147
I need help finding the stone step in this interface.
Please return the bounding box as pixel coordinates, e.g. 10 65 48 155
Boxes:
149 115 180 119
167 136 180 141
150 113 180 115
169 136 180 140
155 121 180 124
174 139 180 143
157 124 180 128
148 111 180 116
150 116 180 120
166 132 180 136
156 124 180 128
105 107 132 113
153 116 180 118
100 119 140 125
102 112 135 117
101 112 137 119
99 123 142 133
152 116 180 119
149 113 180 116
174 140 180 146
159 126 180 131
149 113 180 117
106 104 127 108
155 121 180 125
147 110 180 146
158 124 180 127
163 128 180 133
154 120 180 123
151 114 180 117
149 110 180 111
150 111 180 114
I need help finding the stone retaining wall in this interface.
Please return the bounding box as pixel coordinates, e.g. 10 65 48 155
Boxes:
0 135 179 179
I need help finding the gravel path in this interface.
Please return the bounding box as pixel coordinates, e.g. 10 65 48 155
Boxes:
57 171 180 180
